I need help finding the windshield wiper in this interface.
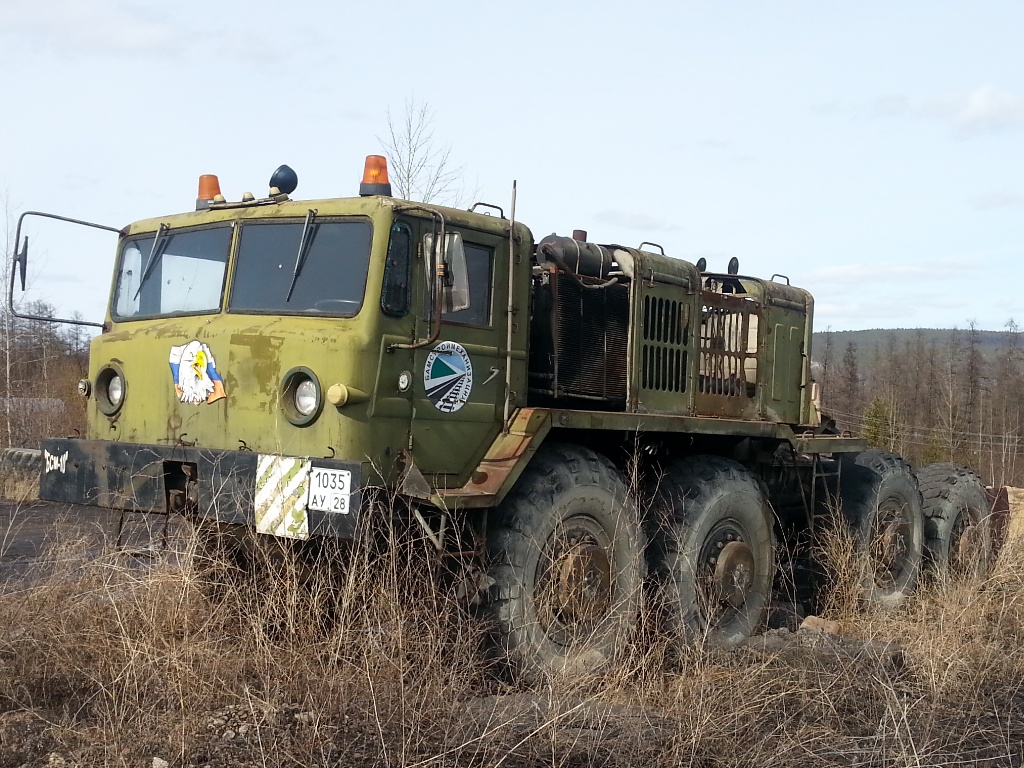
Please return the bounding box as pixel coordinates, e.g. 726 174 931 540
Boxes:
285 209 318 302
133 223 171 300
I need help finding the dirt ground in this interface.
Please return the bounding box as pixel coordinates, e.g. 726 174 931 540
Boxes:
0 500 179 579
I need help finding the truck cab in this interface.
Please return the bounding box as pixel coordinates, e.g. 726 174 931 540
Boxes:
27 158 532 541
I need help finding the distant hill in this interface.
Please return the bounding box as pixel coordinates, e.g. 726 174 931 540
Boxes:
809 328 1016 365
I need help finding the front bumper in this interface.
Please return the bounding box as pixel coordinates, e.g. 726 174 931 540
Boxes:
39 438 365 540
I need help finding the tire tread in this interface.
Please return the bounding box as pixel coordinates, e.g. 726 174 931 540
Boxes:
915 462 991 576
486 442 642 680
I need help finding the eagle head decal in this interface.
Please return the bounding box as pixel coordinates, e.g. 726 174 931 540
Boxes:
169 340 226 405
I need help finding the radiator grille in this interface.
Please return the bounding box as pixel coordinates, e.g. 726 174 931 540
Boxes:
554 275 629 401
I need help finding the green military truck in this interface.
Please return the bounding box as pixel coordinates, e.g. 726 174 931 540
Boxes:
7 156 992 679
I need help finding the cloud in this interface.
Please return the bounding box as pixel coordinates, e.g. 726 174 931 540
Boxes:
871 95 909 118
924 85 1024 137
969 191 1024 210
593 209 679 232
816 293 973 327
816 298 921 325
810 102 841 116
0 1 278 63
866 85 1024 138
807 260 971 286
0 1 182 57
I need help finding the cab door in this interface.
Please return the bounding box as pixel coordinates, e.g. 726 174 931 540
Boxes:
410 225 509 483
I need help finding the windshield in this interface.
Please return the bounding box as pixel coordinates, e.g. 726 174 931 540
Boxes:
112 226 231 320
229 218 372 315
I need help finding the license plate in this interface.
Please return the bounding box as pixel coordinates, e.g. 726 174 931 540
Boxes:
307 467 353 514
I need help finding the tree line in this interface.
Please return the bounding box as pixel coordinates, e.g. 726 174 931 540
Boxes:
1 302 89 450
817 323 1023 488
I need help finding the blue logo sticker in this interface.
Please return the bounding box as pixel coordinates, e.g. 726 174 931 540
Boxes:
424 341 473 413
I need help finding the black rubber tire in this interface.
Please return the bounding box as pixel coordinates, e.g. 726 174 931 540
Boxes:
917 463 993 580
838 450 924 606
486 443 644 682
650 456 775 645
0 448 42 477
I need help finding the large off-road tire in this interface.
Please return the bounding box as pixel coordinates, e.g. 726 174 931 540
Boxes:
917 463 993 580
838 450 924 606
486 443 644 682
650 456 775 645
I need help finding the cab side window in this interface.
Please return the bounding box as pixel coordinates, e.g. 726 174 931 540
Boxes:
381 222 412 316
443 242 493 326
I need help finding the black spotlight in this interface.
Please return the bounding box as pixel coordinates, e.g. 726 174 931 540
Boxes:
270 165 298 195
728 257 739 275
696 257 707 272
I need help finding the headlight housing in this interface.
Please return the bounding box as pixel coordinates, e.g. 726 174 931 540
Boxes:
96 364 126 415
281 367 322 426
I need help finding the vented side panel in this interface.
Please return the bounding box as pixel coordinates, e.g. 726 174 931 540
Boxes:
640 295 689 393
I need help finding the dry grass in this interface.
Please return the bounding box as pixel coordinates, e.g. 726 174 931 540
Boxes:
0 471 38 504
1 514 1024 768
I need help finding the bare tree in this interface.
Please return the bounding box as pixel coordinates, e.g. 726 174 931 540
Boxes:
379 98 469 205
834 341 860 432
2 192 15 447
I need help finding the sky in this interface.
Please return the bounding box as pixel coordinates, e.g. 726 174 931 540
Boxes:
1 0 1022 332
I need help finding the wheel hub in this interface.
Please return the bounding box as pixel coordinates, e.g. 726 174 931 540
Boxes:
950 512 982 575
872 502 909 584
713 540 755 607
552 542 612 623
699 526 757 616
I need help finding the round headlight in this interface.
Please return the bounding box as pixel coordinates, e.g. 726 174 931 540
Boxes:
96 365 126 416
107 374 124 406
281 367 322 426
295 378 318 416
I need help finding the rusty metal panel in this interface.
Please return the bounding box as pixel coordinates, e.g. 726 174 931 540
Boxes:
421 408 553 509
693 292 760 420
528 270 629 406
554 275 629 402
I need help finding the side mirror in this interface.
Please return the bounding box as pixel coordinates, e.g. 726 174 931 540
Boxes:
14 236 28 291
423 231 469 314
7 210 120 329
